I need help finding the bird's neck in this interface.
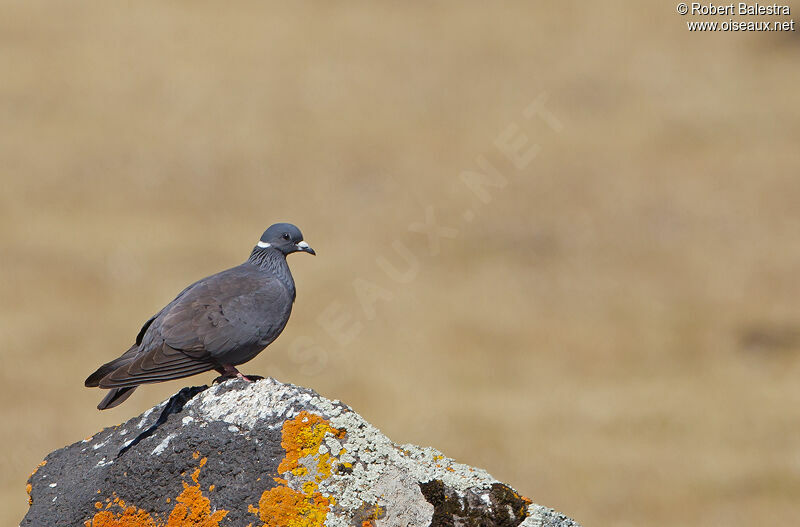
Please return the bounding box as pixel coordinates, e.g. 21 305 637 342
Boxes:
248 247 296 300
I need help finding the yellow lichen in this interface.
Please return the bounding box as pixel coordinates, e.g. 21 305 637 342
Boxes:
253 486 330 527
315 453 332 481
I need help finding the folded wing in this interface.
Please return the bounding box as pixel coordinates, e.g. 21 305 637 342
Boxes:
87 266 290 389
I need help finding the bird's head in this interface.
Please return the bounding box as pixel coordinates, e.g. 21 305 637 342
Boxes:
257 223 315 256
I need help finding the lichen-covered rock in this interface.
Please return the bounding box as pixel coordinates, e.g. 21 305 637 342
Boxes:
22 378 581 527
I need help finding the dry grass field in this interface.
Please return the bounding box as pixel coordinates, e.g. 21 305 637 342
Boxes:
2 2 800 525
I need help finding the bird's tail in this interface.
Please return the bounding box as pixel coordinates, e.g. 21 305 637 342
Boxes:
86 344 140 410
97 386 137 410
85 344 139 387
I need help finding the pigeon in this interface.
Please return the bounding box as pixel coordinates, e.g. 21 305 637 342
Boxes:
85 223 315 410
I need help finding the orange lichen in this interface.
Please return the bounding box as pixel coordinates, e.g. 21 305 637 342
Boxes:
507 487 532 505
29 459 47 482
277 411 343 475
87 507 158 527
518 491 533 516
252 485 330 527
86 457 227 527
164 481 227 526
506 488 533 517
248 412 345 527
85 412 348 527
84 507 157 527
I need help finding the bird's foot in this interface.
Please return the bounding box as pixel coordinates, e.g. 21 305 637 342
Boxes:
236 373 264 382
213 365 264 384
212 373 264 384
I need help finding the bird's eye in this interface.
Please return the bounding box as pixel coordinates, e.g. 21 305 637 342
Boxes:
282 233 290 240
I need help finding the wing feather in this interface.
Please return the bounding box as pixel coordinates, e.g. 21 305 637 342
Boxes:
98 343 215 388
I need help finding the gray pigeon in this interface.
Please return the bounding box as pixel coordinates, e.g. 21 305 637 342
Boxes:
85 223 315 410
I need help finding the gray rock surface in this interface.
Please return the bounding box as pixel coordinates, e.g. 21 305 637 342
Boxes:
22 378 582 527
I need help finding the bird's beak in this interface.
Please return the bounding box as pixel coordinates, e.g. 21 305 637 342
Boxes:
296 241 316 255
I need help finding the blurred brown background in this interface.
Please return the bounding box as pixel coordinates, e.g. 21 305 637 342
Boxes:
2 2 800 525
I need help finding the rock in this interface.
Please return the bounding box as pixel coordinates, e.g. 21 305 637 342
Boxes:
22 378 581 527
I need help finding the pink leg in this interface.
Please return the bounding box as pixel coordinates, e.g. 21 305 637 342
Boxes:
236 372 254 383
215 364 255 383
